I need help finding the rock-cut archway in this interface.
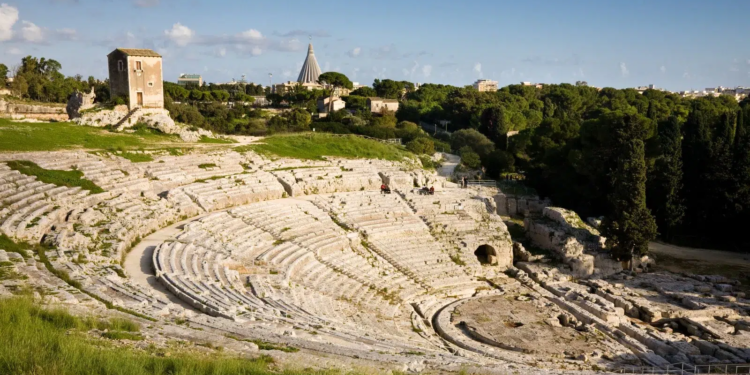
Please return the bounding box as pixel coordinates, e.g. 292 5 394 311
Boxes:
474 244 498 265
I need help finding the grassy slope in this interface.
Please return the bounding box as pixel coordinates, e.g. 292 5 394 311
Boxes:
0 297 304 375
0 119 179 152
241 133 412 161
6 160 104 193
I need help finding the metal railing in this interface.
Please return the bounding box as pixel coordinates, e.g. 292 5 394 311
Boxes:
612 363 750 374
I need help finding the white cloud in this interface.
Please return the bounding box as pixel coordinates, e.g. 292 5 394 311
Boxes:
56 28 77 40
422 65 432 78
620 62 629 77
7 46 21 55
217 47 226 57
164 23 193 46
473 62 482 77
238 29 262 40
347 47 361 58
282 70 292 78
578 68 584 77
21 20 44 43
0 3 18 41
660 65 666 73
683 69 690 79
251 47 262 56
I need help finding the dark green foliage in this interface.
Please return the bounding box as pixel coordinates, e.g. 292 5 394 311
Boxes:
7 56 109 103
405 138 434 154
459 147 481 169
599 115 657 262
451 129 495 158
483 150 515 178
647 116 685 239
7 160 104 193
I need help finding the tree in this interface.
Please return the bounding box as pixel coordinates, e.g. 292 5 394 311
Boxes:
318 72 353 113
483 150 515 178
450 129 495 158
459 146 481 169
351 87 376 97
648 116 685 239
600 115 657 266
0 64 7 86
11 75 28 98
285 108 312 132
480 106 509 144
406 138 434 155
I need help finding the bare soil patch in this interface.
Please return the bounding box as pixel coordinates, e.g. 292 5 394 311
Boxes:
455 294 605 358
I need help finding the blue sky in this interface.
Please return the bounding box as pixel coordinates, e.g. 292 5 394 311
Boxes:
1 0 749 91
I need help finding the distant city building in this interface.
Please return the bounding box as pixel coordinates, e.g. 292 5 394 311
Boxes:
107 48 164 109
473 79 498 92
317 97 346 113
367 97 399 113
521 81 544 89
177 74 202 87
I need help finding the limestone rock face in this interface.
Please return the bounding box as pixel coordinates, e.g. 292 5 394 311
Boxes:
73 107 215 142
525 207 619 277
66 87 96 119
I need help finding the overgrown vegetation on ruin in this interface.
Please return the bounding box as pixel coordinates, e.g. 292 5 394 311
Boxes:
0 297 309 375
239 133 412 161
7 160 104 193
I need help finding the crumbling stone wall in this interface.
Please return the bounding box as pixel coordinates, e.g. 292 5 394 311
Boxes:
494 193 550 217
524 207 621 277
0 99 68 121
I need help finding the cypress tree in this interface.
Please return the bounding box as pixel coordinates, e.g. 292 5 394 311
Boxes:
730 107 750 248
600 115 657 266
681 103 713 233
650 116 685 240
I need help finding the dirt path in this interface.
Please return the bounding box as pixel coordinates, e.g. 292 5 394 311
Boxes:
437 152 460 177
649 241 750 291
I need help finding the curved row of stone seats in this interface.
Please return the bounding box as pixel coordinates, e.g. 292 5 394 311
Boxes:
314 191 476 292
168 171 285 212
172 205 415 333
0 164 96 241
230 200 426 303
144 152 245 188
402 189 514 271
153 241 269 319
0 151 151 194
270 165 382 197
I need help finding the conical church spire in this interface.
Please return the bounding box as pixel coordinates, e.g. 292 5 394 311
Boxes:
297 42 322 85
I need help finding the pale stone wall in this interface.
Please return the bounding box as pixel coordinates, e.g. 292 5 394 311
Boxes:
127 55 163 109
0 99 68 121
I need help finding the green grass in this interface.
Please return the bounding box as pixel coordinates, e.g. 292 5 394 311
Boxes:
225 335 299 353
0 297 310 375
6 160 104 194
199 135 235 144
0 119 184 152
238 133 413 161
0 234 30 258
117 151 154 163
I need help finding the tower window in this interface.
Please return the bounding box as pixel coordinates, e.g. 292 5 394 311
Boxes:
117 60 124 72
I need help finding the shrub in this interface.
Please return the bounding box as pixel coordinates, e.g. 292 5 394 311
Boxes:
483 149 515 178
460 146 482 169
451 129 495 158
406 138 435 155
